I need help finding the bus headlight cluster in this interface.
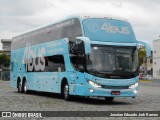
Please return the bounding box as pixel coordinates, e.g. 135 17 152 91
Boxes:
129 82 138 89
88 80 101 88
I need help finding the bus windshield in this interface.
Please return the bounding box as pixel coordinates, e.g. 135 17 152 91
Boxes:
86 45 138 77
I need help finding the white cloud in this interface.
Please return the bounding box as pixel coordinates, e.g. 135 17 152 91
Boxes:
0 0 160 50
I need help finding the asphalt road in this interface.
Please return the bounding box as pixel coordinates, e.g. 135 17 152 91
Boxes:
0 80 160 120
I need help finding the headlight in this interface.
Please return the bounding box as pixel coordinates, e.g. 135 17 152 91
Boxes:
88 80 101 88
129 82 138 89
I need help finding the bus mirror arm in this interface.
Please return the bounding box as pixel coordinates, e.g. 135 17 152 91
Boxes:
137 41 151 58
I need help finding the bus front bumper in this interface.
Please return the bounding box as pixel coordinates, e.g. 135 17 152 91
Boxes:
85 86 138 97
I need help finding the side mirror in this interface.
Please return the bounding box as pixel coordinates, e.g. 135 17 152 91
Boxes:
71 37 91 54
138 41 151 58
75 37 91 54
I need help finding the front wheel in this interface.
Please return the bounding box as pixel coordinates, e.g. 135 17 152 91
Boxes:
62 82 71 101
105 97 114 102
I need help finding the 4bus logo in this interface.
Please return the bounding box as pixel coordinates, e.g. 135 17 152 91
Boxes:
101 22 130 34
88 22 130 34
22 43 46 72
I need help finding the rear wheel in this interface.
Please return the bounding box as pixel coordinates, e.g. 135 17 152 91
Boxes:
23 80 29 94
18 80 23 93
105 97 114 102
62 82 71 101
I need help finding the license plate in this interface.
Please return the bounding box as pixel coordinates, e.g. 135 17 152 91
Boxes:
111 91 120 95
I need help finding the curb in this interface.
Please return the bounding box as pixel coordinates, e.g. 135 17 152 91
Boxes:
139 79 152 82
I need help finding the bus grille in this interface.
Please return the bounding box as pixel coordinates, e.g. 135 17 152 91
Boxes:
101 85 129 89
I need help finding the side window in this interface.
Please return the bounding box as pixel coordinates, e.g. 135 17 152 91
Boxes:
53 55 65 72
70 54 77 69
45 55 65 72
70 54 84 72
77 54 84 71
24 55 65 72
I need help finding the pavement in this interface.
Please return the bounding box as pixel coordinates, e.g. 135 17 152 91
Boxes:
0 80 160 120
139 79 160 87
140 79 160 83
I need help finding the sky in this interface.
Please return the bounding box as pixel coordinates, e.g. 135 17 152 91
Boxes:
0 0 160 50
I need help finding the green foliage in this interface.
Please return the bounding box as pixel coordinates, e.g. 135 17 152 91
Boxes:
0 52 10 67
138 48 146 66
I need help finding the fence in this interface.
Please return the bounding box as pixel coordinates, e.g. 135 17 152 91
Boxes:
0 71 10 81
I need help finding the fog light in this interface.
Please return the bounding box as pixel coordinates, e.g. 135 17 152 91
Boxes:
89 89 94 93
134 90 137 94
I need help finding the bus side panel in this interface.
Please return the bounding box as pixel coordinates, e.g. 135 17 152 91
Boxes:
63 54 76 95
74 71 86 96
10 50 22 88
10 39 75 94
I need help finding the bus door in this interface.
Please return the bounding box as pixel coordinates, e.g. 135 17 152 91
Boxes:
48 55 65 93
51 72 59 92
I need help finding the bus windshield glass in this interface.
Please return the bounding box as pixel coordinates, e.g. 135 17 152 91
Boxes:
86 45 138 75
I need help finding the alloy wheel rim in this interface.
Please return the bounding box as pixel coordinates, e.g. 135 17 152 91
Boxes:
64 84 68 98
19 82 22 91
24 82 27 92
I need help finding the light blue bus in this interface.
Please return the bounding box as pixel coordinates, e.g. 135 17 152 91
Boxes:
10 14 151 101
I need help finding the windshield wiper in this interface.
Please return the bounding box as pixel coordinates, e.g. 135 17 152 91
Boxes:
113 69 133 75
99 71 113 74
88 70 102 74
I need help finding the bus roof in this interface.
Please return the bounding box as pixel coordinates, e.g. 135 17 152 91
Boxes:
12 14 128 40
68 13 128 22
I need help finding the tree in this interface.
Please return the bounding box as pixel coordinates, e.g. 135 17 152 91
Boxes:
138 47 146 66
0 52 10 68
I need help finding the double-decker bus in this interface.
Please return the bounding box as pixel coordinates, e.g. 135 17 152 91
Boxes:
10 14 151 101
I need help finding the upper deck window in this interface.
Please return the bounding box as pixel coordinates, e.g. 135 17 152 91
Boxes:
12 18 82 50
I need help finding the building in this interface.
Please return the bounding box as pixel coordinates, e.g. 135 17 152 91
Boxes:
153 39 160 79
1 39 11 56
0 39 11 80
141 51 153 75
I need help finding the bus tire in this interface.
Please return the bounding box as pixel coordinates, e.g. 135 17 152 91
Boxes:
23 80 29 94
105 97 114 102
62 82 71 101
17 79 23 93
